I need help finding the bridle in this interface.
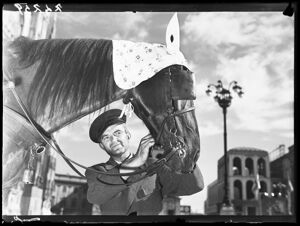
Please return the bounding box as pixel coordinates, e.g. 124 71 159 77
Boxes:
100 65 195 185
96 65 195 185
3 65 195 186
152 65 195 158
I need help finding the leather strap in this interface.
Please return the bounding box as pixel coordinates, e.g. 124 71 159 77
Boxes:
3 65 194 182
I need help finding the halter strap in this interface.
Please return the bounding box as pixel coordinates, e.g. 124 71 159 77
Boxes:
4 76 85 178
4 78 184 181
155 106 195 143
3 66 195 184
4 78 159 178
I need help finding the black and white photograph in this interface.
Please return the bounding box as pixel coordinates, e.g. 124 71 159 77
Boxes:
2 3 295 223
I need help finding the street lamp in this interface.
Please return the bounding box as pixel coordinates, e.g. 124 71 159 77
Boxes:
206 80 243 214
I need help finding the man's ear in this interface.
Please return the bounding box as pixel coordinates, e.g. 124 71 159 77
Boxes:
126 130 131 140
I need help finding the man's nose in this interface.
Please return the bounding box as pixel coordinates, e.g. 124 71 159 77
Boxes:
109 134 118 141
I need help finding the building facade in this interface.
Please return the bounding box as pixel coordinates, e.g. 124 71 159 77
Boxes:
205 147 272 215
160 195 181 215
3 143 57 215
22 148 57 215
3 10 57 215
50 173 190 215
50 174 187 216
3 10 56 42
51 174 99 215
205 145 294 215
204 180 220 214
269 144 294 215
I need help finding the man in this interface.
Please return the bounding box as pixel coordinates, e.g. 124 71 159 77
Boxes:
85 109 204 215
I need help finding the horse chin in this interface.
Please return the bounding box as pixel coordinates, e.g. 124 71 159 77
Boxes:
165 151 197 174
177 148 200 174
180 162 196 174
180 164 196 174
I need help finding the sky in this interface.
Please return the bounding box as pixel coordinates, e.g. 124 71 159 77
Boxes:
50 11 294 214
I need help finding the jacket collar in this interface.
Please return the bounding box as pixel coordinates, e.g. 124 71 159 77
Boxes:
105 153 133 170
105 157 119 170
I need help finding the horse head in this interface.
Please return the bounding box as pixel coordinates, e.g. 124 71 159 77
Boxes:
118 14 200 173
127 64 200 174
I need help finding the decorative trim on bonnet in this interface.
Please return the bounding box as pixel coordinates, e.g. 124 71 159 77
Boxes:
112 40 189 90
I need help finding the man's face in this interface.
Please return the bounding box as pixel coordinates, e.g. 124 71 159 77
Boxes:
99 123 130 158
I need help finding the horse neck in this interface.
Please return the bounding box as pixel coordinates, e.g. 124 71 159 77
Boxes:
6 82 127 134
4 37 130 133
4 57 127 133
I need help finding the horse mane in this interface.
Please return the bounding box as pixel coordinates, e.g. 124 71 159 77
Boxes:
8 36 116 120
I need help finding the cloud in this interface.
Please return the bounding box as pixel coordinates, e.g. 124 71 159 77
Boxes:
216 53 293 133
181 12 294 136
57 12 91 25
198 122 222 137
54 117 90 143
195 79 219 109
56 12 151 40
100 12 151 41
268 117 294 131
279 131 294 139
183 12 293 48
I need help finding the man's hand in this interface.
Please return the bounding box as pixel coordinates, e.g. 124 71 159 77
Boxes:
135 134 155 165
120 134 155 175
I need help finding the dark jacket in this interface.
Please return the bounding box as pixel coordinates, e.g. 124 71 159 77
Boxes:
85 157 204 215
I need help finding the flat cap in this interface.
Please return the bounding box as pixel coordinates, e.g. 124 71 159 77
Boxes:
89 109 126 143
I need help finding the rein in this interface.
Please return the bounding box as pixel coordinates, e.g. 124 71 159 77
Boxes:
3 79 185 179
3 65 195 185
4 78 160 178
97 66 196 185
95 103 195 186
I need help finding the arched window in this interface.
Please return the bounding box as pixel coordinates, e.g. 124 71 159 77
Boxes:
258 158 266 176
233 157 242 175
246 180 255 200
245 158 254 176
234 180 243 200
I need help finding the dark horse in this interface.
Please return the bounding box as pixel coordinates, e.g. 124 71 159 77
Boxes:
3 14 201 204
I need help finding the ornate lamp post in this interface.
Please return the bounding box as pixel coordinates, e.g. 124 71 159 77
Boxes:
206 80 243 215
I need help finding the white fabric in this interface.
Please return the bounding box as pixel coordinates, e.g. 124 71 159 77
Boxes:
119 102 134 119
165 12 180 54
112 40 189 90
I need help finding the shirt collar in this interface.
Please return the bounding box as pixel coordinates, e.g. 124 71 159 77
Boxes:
112 152 133 165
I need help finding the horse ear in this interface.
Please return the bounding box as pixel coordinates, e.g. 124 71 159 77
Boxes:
165 12 180 54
